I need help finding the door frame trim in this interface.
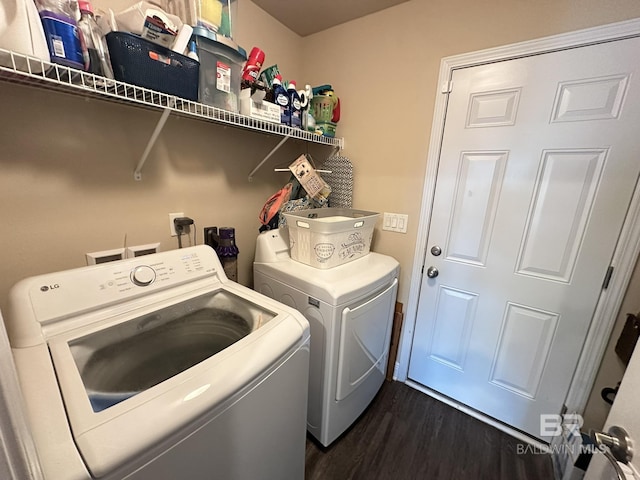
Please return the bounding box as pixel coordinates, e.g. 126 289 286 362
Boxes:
396 18 640 420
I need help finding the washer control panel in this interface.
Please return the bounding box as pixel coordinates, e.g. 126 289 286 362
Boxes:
24 246 222 325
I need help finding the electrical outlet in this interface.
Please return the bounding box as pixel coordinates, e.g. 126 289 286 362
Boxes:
169 212 184 237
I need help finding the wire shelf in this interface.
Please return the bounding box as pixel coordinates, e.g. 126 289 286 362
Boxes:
0 48 344 149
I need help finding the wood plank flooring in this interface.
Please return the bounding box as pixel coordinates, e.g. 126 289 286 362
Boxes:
305 380 554 480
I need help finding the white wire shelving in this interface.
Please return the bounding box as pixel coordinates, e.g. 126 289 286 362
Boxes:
0 49 344 181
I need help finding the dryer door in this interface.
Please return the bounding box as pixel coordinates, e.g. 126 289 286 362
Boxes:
336 279 398 401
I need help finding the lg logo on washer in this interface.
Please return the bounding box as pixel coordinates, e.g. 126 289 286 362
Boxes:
40 284 60 292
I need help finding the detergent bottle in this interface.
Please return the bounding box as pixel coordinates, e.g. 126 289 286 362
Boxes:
272 74 290 125
287 80 301 128
36 0 84 69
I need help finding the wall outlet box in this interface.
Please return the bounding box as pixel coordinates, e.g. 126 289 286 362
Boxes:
86 248 126 265
126 243 160 258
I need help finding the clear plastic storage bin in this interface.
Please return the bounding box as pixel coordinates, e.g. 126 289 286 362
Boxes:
193 34 245 112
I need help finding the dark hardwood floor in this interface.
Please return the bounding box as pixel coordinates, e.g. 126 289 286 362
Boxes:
305 380 554 480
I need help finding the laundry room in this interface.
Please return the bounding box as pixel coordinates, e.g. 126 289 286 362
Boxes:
3 0 640 479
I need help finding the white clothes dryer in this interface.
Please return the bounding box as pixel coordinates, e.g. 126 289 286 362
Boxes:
4 245 310 480
253 230 399 447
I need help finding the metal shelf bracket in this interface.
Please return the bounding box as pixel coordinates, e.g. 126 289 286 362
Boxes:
247 137 343 182
247 136 291 182
134 103 174 181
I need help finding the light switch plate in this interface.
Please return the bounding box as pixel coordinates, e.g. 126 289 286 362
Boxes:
383 213 408 233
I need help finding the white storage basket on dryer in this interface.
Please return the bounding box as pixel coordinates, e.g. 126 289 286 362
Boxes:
283 208 379 269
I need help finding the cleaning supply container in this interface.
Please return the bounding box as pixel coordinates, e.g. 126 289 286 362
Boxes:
36 0 84 69
0 0 50 70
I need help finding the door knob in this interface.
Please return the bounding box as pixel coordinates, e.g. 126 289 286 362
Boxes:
426 266 439 278
590 426 634 480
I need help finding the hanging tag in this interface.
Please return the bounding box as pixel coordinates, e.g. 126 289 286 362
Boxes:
288 154 331 200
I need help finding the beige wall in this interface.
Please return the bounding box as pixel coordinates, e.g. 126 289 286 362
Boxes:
1 0 640 428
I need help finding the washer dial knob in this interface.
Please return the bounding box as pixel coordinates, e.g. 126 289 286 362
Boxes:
131 265 156 286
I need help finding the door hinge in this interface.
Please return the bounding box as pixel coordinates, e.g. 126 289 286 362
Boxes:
603 265 614 290
441 80 453 94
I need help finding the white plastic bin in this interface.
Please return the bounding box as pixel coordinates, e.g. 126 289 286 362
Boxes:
283 208 379 269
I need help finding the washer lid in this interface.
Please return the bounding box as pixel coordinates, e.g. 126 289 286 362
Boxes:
48 282 308 478
254 252 399 305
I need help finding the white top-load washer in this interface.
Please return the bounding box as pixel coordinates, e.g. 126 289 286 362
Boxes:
253 229 399 447
3 245 310 480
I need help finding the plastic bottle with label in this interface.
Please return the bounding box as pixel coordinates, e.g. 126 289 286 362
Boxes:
272 74 290 125
187 41 199 61
241 47 265 86
77 0 113 77
36 0 85 69
287 80 301 129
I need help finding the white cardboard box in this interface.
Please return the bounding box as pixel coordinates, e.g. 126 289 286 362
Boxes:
283 208 379 269
239 89 280 123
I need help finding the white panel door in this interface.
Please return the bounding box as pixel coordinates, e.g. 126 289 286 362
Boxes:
408 36 640 441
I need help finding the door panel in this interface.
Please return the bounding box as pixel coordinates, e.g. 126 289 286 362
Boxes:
516 149 607 281
467 88 521 127
551 75 629 122
408 36 640 441
446 152 507 266
489 303 558 399
429 286 477 370
336 279 397 401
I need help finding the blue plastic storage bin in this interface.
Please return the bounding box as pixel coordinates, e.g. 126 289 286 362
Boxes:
106 31 199 101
